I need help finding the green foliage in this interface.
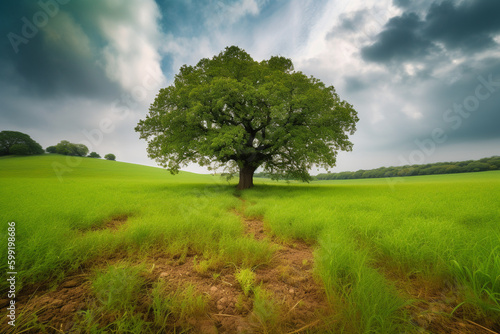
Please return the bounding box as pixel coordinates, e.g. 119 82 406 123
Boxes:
315 155 500 180
54 140 89 156
235 268 256 296
104 153 116 160
46 145 57 153
0 130 44 156
88 151 101 158
136 45 358 189
9 143 30 155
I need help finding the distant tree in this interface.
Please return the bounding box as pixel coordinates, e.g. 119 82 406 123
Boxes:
0 130 44 156
315 155 500 180
104 153 116 161
73 144 89 157
488 157 500 169
136 46 358 189
55 140 88 157
465 162 490 172
55 140 72 155
445 165 462 174
46 146 57 153
353 170 365 179
9 143 30 155
88 152 101 158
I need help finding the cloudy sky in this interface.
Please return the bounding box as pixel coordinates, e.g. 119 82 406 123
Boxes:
1 0 499 174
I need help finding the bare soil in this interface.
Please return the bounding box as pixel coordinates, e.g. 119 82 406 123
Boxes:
3 208 499 334
1 204 331 333
90 214 128 232
233 204 331 332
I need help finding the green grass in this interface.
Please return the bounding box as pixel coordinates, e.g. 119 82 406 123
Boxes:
1 155 499 333
250 286 281 332
236 267 257 296
92 263 146 311
242 172 500 331
150 280 208 331
0 154 242 291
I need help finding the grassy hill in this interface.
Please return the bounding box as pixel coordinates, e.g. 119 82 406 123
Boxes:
0 154 214 181
1 155 499 333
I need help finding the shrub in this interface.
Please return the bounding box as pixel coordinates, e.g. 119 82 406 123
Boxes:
55 140 89 157
88 152 101 158
105 153 116 161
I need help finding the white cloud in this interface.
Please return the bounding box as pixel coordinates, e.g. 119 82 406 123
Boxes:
215 0 260 26
96 0 166 97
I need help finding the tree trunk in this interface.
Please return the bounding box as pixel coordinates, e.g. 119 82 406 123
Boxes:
237 165 256 190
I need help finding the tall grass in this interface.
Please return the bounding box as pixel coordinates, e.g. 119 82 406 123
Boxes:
242 172 500 331
0 155 241 291
2 155 499 332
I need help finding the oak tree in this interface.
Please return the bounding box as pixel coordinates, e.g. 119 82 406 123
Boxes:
136 46 358 189
0 130 44 156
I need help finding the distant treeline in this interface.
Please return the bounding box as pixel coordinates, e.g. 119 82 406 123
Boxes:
254 156 500 181
314 156 500 180
0 130 116 160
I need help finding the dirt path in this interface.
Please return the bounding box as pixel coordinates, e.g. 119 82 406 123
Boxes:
7 205 497 333
231 200 331 332
1 202 331 334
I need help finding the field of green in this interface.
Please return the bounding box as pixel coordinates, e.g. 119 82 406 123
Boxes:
1 155 499 333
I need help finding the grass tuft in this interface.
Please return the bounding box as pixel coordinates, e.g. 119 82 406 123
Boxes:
91 263 145 311
235 268 257 296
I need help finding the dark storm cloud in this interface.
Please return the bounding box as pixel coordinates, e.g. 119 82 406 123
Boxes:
375 57 500 158
392 0 410 8
423 0 500 53
362 0 500 64
0 1 121 100
361 13 434 63
430 59 500 142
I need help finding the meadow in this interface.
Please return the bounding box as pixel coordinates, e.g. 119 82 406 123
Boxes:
1 155 499 333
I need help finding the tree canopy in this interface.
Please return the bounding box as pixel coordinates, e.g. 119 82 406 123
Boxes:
104 153 116 161
136 46 358 189
54 140 89 157
0 130 44 156
46 146 57 153
88 152 101 158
